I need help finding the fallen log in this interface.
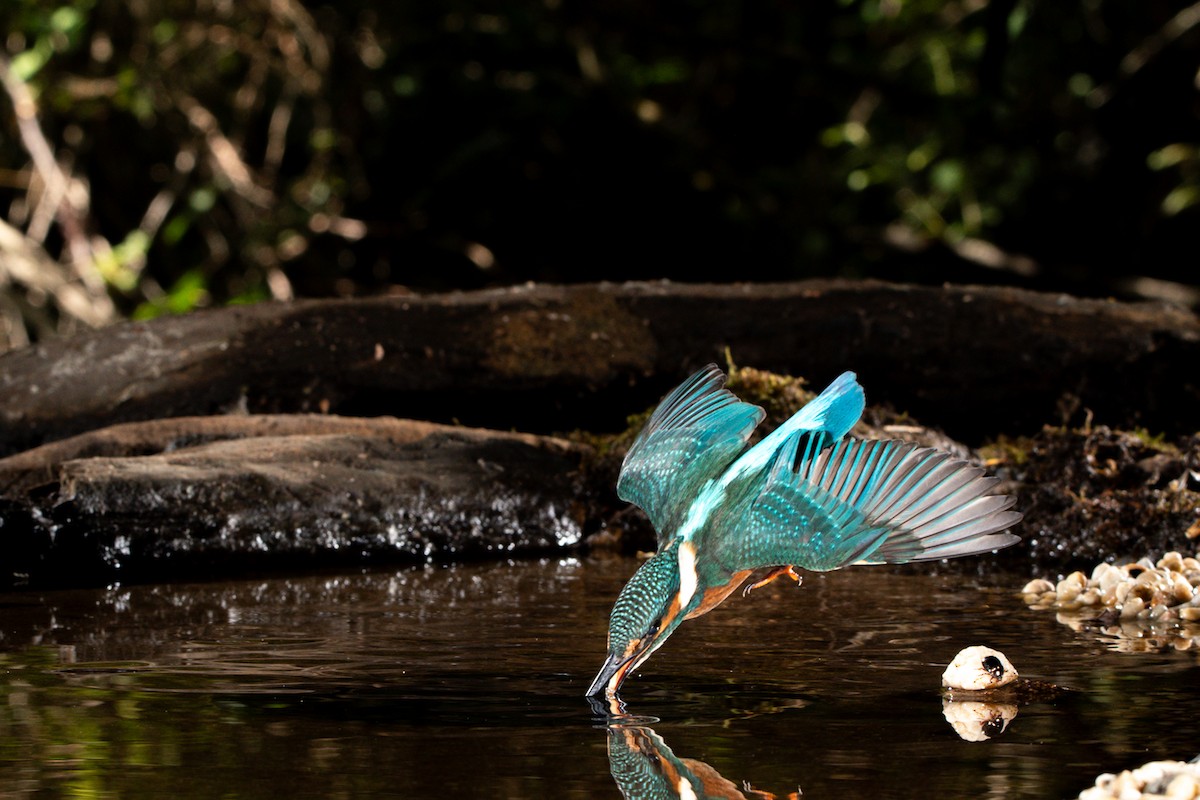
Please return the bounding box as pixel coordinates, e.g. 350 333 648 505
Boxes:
2 281 1197 457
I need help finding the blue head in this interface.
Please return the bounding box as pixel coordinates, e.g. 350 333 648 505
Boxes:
586 543 696 697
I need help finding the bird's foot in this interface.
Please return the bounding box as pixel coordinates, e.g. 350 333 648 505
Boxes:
742 566 802 597
739 780 801 799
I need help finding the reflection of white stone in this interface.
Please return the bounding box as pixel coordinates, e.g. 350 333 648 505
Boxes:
942 645 1018 690
942 699 1018 742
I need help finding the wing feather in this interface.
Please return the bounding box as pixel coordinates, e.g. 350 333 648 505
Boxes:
709 433 1020 573
617 364 764 545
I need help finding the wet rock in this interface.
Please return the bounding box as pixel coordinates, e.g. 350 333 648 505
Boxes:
2 280 1198 458
941 645 1064 700
0 416 593 588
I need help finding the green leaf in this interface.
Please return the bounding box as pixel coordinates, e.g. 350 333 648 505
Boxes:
930 159 964 194
49 6 84 35
165 269 209 314
189 187 217 213
10 42 51 81
161 214 192 245
1162 185 1199 217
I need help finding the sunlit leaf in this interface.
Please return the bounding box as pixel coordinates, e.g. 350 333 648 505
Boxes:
1162 185 1199 217
162 214 192 245
189 188 217 213
930 160 964 194
10 43 51 81
49 6 84 35
1147 144 1195 171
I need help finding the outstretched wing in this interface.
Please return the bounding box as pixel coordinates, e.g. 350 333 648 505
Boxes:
708 432 1021 572
723 371 864 484
617 364 764 545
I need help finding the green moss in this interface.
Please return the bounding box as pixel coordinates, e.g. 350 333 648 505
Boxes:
977 434 1036 468
723 356 817 431
1127 426 1177 453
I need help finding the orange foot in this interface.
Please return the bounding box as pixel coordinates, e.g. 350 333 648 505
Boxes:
742 565 802 597
739 780 804 799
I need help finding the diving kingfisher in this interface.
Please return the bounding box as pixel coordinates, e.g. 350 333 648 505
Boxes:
586 364 1021 698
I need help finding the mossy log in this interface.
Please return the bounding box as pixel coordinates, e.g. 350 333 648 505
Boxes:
2 280 1197 458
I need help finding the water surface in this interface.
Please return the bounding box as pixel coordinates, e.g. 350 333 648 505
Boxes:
1 558 1197 798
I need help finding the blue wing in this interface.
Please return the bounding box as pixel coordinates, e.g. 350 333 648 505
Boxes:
708 432 1021 572
722 371 864 484
617 364 764 545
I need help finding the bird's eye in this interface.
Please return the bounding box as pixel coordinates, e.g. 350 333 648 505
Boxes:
646 618 662 637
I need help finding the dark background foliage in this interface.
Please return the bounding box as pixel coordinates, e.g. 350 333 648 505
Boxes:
1 0 1198 348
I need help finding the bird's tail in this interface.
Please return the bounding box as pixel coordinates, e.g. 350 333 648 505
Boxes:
793 434 1021 563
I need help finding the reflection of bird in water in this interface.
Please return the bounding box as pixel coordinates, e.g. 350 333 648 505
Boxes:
606 724 799 800
588 364 1022 698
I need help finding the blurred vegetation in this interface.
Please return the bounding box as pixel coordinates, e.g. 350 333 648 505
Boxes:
0 647 447 797
1 0 1198 349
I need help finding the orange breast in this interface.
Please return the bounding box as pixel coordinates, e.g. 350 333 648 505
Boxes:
683 569 754 620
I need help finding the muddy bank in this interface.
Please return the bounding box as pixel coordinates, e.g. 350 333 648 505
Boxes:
986 426 1200 571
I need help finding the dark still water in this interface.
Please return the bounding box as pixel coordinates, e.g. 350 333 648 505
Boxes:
1 557 1197 799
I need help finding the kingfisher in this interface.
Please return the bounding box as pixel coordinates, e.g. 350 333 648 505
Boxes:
586 364 1021 698
604 723 799 800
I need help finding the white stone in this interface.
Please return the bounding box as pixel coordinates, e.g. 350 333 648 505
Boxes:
942 645 1018 691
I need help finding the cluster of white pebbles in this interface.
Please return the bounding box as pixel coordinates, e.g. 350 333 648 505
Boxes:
1021 552 1200 649
1077 759 1200 800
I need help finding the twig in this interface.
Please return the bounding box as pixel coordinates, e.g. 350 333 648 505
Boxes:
0 219 112 327
0 52 116 329
0 53 91 266
176 92 274 207
1090 2 1200 106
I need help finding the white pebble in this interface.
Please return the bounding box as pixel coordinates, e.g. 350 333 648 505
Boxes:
1172 573 1197 604
1166 773 1200 800
1025 552 1200 649
1076 761 1200 800
1057 571 1087 603
1120 596 1145 620
942 646 1018 691
1022 578 1055 595
1159 551 1184 573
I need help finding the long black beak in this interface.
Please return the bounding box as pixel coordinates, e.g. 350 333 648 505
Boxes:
586 651 629 697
